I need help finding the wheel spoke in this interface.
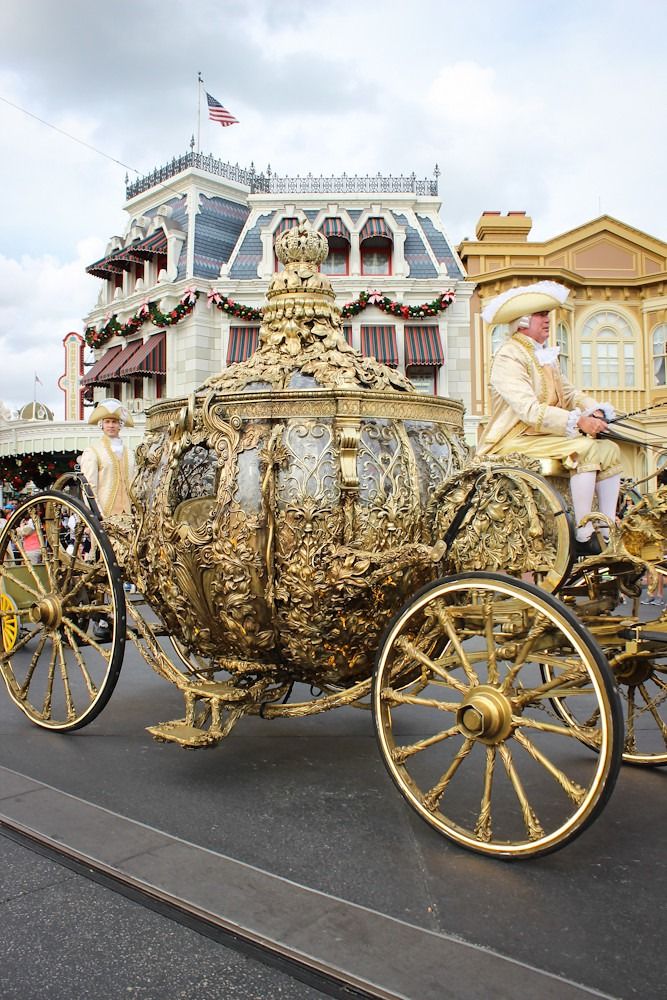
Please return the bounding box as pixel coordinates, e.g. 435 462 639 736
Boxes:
637 683 667 746
61 562 108 605
41 640 58 718
513 714 603 747
380 688 460 712
391 725 460 764
64 616 112 660
474 746 496 842
501 612 552 692
32 515 55 590
498 742 545 841
483 600 499 684
19 632 46 698
55 636 76 721
513 730 587 805
62 625 99 699
432 607 480 685
394 635 468 693
422 737 474 812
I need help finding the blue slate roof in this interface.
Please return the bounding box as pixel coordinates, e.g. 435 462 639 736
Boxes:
417 214 463 278
228 213 272 279
393 213 438 278
193 196 250 279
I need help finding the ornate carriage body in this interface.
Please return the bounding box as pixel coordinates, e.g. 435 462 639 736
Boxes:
120 226 466 686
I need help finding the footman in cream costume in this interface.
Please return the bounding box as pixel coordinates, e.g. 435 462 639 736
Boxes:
79 399 135 517
477 281 622 553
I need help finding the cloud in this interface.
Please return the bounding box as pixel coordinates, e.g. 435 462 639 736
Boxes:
1 0 667 423
0 242 102 416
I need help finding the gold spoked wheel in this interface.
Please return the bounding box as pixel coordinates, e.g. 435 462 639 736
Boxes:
372 573 622 859
0 593 19 652
546 650 667 767
0 490 125 731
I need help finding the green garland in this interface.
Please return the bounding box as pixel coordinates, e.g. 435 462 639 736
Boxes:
341 289 455 319
208 288 456 323
85 287 455 348
207 291 263 321
85 290 200 348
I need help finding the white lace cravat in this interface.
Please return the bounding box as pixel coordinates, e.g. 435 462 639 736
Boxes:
533 344 561 366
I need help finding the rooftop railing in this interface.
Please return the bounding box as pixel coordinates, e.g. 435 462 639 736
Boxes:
126 152 439 199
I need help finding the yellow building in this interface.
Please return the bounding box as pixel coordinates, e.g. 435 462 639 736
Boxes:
458 212 667 486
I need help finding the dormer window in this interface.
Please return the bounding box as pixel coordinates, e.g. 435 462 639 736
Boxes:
320 218 350 275
359 218 393 276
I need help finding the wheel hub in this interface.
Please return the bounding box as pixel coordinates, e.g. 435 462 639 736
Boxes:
456 685 513 744
613 656 654 686
29 595 63 629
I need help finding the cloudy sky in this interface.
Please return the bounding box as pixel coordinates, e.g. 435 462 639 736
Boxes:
1 0 665 417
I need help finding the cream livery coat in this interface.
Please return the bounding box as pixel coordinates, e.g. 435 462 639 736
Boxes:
79 437 135 516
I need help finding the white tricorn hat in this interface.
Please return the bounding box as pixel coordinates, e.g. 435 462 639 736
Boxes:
481 281 570 325
88 398 134 427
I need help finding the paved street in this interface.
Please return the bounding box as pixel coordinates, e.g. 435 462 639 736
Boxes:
0 634 665 999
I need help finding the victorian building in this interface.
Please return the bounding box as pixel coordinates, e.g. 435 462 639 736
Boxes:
458 212 667 481
80 151 472 431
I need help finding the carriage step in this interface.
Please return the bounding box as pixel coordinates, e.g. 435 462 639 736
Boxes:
146 721 220 749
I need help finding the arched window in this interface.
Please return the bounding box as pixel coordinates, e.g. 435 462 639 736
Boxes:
490 324 509 356
652 323 667 386
579 310 636 389
556 321 570 380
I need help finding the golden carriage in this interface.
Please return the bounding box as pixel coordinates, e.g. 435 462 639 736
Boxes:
1 226 665 860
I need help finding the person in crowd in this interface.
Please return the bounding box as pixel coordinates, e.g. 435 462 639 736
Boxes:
17 508 43 564
477 281 622 556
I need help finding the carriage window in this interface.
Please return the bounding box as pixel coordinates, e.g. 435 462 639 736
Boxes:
652 323 667 386
579 310 637 389
168 444 218 508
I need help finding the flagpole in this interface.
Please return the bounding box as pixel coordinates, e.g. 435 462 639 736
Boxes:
197 72 203 154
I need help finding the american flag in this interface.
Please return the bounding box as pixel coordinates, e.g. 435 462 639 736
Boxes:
206 92 239 127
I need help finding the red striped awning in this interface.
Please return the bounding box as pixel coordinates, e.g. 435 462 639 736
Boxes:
343 325 353 345
123 230 167 259
320 217 350 241
99 339 146 381
120 332 166 378
227 326 260 363
360 325 398 367
359 217 392 242
86 231 167 277
81 346 123 386
404 325 444 366
274 217 299 237
85 248 128 278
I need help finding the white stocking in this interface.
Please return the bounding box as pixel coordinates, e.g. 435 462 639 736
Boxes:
596 474 621 539
570 471 597 541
